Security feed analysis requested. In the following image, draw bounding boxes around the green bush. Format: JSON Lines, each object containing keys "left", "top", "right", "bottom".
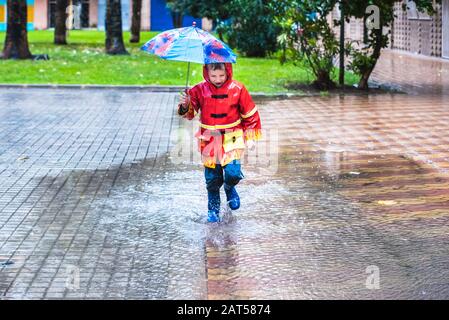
{"left": 220, "top": 0, "right": 280, "bottom": 57}
{"left": 273, "top": 0, "right": 339, "bottom": 90}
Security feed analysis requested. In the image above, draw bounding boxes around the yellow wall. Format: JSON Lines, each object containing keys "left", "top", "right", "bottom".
{"left": 27, "top": 6, "right": 34, "bottom": 23}
{"left": 0, "top": 3, "right": 34, "bottom": 26}
{"left": 0, "top": 4, "right": 34, "bottom": 23}
{"left": 0, "top": 6, "right": 5, "bottom": 23}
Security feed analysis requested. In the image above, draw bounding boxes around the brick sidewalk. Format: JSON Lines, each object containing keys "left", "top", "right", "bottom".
{"left": 1, "top": 52, "right": 449, "bottom": 299}
{"left": 0, "top": 89, "right": 208, "bottom": 299}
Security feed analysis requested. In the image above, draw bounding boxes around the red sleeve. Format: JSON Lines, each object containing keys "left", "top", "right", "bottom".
{"left": 238, "top": 84, "right": 262, "bottom": 141}
{"left": 178, "top": 85, "right": 201, "bottom": 120}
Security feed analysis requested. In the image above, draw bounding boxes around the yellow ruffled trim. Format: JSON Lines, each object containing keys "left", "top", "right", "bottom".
{"left": 221, "top": 149, "right": 244, "bottom": 167}
{"left": 202, "top": 149, "right": 244, "bottom": 169}
{"left": 244, "top": 129, "right": 262, "bottom": 141}
{"left": 203, "top": 156, "right": 216, "bottom": 169}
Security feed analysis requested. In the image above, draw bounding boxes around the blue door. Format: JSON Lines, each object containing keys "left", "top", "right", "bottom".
{"left": 121, "top": 0, "right": 130, "bottom": 30}
{"left": 150, "top": 0, "right": 202, "bottom": 31}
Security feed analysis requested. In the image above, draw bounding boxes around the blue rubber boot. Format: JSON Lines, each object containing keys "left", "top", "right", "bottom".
{"left": 207, "top": 191, "right": 221, "bottom": 223}
{"left": 224, "top": 184, "right": 240, "bottom": 210}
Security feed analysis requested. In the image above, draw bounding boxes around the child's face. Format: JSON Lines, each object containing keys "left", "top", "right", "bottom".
{"left": 208, "top": 68, "right": 227, "bottom": 88}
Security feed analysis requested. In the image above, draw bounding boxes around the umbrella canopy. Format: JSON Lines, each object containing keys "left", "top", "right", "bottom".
{"left": 140, "top": 25, "right": 237, "bottom": 64}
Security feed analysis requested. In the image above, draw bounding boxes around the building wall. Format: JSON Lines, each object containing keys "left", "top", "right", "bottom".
{"left": 90, "top": 0, "right": 98, "bottom": 28}
{"left": 121, "top": 0, "right": 130, "bottom": 30}
{"left": 97, "top": 0, "right": 131, "bottom": 31}
{"left": 126, "top": 0, "right": 151, "bottom": 31}
{"left": 141, "top": 0, "right": 150, "bottom": 30}
{"left": 0, "top": 0, "right": 210, "bottom": 33}
{"left": 34, "top": 0, "right": 48, "bottom": 30}
{"left": 336, "top": 1, "right": 445, "bottom": 59}
{"left": 443, "top": 0, "right": 449, "bottom": 58}
{"left": 27, "top": 0, "right": 35, "bottom": 30}
{"left": 330, "top": 6, "right": 366, "bottom": 49}
{"left": 0, "top": 0, "right": 5, "bottom": 32}
{"left": 392, "top": 2, "right": 442, "bottom": 57}
{"left": 0, "top": 0, "right": 35, "bottom": 31}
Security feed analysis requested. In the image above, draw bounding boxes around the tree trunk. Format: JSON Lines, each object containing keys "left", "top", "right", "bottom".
{"left": 105, "top": 0, "right": 129, "bottom": 55}
{"left": 313, "top": 70, "right": 336, "bottom": 91}
{"left": 171, "top": 12, "right": 183, "bottom": 28}
{"left": 130, "top": 0, "right": 142, "bottom": 43}
{"left": 358, "top": 23, "right": 383, "bottom": 90}
{"left": 54, "top": 0, "right": 69, "bottom": 45}
{"left": 2, "top": 0, "right": 33, "bottom": 59}
{"left": 177, "top": 14, "right": 183, "bottom": 28}
{"left": 339, "top": 1, "right": 345, "bottom": 87}
{"left": 358, "top": 71, "right": 372, "bottom": 90}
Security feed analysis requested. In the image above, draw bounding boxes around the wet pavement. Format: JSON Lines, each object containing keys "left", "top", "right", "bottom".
{"left": 372, "top": 50, "right": 449, "bottom": 96}
{"left": 1, "top": 51, "right": 449, "bottom": 299}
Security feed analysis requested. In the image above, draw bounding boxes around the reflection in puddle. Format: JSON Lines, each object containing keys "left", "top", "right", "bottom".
{"left": 8, "top": 146, "right": 447, "bottom": 299}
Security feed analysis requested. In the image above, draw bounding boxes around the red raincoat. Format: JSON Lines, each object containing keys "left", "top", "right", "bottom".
{"left": 178, "top": 63, "right": 262, "bottom": 168}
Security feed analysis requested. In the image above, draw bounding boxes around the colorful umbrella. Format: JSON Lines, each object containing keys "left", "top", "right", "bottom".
{"left": 141, "top": 22, "right": 237, "bottom": 88}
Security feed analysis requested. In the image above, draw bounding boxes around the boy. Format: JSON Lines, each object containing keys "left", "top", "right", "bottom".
{"left": 178, "top": 63, "right": 262, "bottom": 223}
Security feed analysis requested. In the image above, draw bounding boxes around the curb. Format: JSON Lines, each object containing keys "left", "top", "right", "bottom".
{"left": 0, "top": 84, "right": 186, "bottom": 92}
{"left": 0, "top": 83, "right": 307, "bottom": 98}
{"left": 0, "top": 83, "right": 403, "bottom": 98}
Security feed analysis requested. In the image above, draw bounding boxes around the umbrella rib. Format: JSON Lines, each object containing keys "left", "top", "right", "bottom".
{"left": 193, "top": 27, "right": 206, "bottom": 63}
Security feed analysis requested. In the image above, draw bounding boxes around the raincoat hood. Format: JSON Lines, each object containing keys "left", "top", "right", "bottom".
{"left": 202, "top": 63, "right": 233, "bottom": 88}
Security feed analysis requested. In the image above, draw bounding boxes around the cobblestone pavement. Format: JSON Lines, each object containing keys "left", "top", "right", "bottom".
{"left": 1, "top": 51, "right": 449, "bottom": 299}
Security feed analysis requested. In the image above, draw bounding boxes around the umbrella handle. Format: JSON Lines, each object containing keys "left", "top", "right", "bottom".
{"left": 184, "top": 22, "right": 196, "bottom": 90}
{"left": 185, "top": 61, "right": 191, "bottom": 90}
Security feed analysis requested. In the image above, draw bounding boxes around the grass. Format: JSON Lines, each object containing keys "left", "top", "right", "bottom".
{"left": 0, "top": 30, "right": 359, "bottom": 93}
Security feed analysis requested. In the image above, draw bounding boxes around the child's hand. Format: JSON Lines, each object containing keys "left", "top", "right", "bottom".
{"left": 179, "top": 90, "right": 190, "bottom": 107}
{"left": 246, "top": 139, "right": 256, "bottom": 151}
